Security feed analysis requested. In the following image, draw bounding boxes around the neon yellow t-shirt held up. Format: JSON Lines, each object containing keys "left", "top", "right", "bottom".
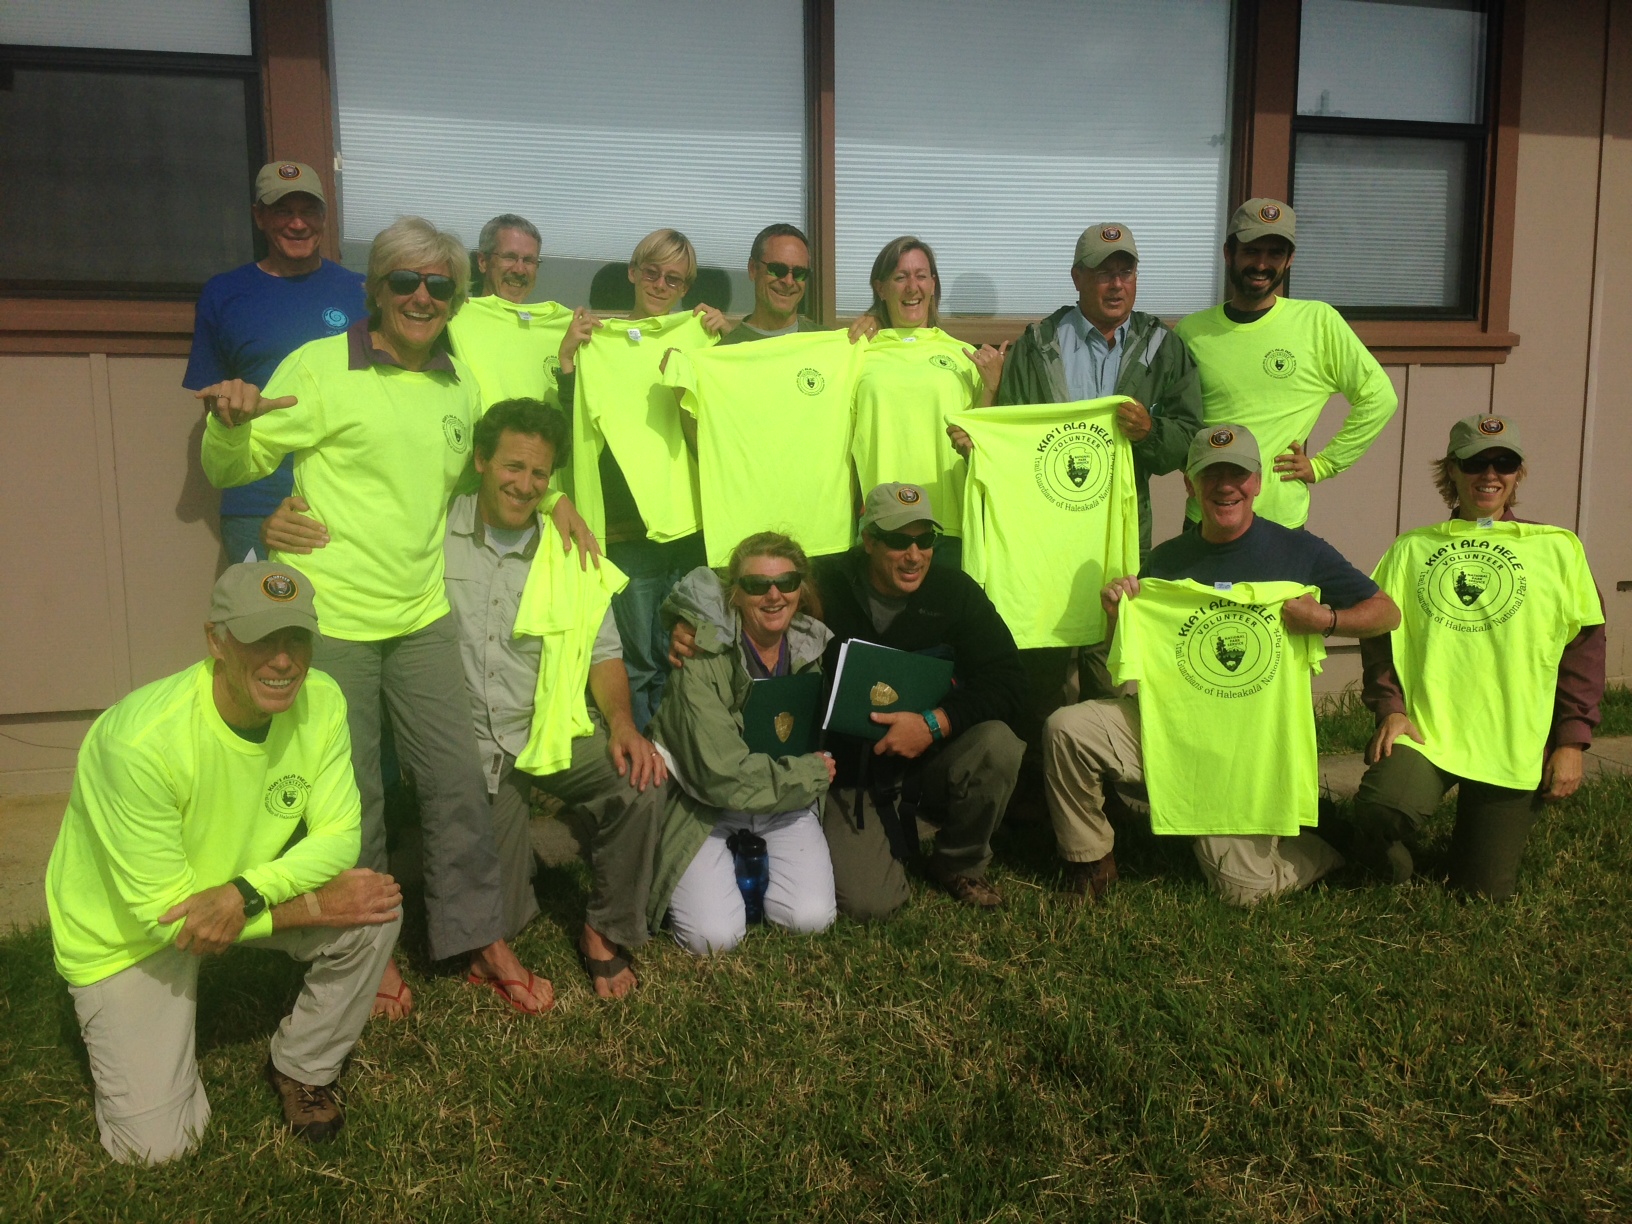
{"left": 446, "top": 294, "right": 572, "bottom": 410}
{"left": 667, "top": 330, "right": 867, "bottom": 565}
{"left": 949, "top": 397, "right": 1139, "bottom": 649}
{"left": 1110, "top": 578, "right": 1326, "bottom": 837}
{"left": 1370, "top": 519, "right": 1602, "bottom": 790}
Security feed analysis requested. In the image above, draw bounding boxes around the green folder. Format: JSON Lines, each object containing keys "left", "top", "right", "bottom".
{"left": 821, "top": 640, "right": 955, "bottom": 741}
{"left": 741, "top": 672, "right": 825, "bottom": 758}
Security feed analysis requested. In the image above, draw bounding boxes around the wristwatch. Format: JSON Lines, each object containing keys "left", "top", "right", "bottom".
{"left": 229, "top": 876, "right": 267, "bottom": 918}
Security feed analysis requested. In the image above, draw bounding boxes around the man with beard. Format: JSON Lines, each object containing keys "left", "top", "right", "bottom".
{"left": 1174, "top": 199, "right": 1396, "bottom": 532}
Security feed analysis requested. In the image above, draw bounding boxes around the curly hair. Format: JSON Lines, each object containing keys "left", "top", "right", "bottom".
{"left": 474, "top": 398, "right": 570, "bottom": 468}
{"left": 1432, "top": 455, "right": 1524, "bottom": 514}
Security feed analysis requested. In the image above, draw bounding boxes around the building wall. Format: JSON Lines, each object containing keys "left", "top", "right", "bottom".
{"left": 1, "top": 0, "right": 1626, "bottom": 790}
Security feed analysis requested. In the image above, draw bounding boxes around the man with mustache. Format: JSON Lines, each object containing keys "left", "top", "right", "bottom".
{"left": 1174, "top": 198, "right": 1397, "bottom": 533}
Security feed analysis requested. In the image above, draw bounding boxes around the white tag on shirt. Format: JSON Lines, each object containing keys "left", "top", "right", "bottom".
{"left": 518, "top": 311, "right": 532, "bottom": 323}
{"left": 626, "top": 327, "right": 643, "bottom": 343}
{"left": 901, "top": 335, "right": 916, "bottom": 343}
{"left": 1214, "top": 581, "right": 1233, "bottom": 591}
{"left": 1477, "top": 517, "right": 1494, "bottom": 528}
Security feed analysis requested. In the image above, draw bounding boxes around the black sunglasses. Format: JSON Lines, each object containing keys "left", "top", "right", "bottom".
{"left": 735, "top": 571, "right": 804, "bottom": 596}
{"left": 385, "top": 269, "right": 458, "bottom": 300}
{"left": 759, "top": 261, "right": 810, "bottom": 283}
{"left": 870, "top": 527, "right": 940, "bottom": 552}
{"left": 1456, "top": 453, "right": 1522, "bottom": 475}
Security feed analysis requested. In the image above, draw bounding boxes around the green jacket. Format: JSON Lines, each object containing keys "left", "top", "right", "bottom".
{"left": 645, "top": 571, "right": 832, "bottom": 928}
{"left": 998, "top": 307, "right": 1202, "bottom": 557}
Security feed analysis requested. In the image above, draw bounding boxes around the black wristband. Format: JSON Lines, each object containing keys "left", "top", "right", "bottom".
{"left": 1323, "top": 605, "right": 1340, "bottom": 636}
{"left": 229, "top": 876, "right": 267, "bottom": 918}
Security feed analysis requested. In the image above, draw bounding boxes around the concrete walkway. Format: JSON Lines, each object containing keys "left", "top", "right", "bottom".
{"left": 6, "top": 738, "right": 1631, "bottom": 932}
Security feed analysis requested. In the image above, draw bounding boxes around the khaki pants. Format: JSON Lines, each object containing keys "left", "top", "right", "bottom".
{"left": 67, "top": 917, "right": 399, "bottom": 1165}
{"left": 1043, "top": 697, "right": 1342, "bottom": 905}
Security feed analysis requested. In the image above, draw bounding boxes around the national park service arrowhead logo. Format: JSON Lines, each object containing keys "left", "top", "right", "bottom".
{"left": 774, "top": 712, "right": 795, "bottom": 743}
{"left": 261, "top": 572, "right": 298, "bottom": 602}
{"left": 795, "top": 367, "right": 825, "bottom": 396}
{"left": 543, "top": 355, "right": 562, "bottom": 377}
{"left": 1176, "top": 601, "right": 1283, "bottom": 697}
{"left": 1262, "top": 349, "right": 1297, "bottom": 379}
{"left": 1416, "top": 534, "right": 1527, "bottom": 631}
{"left": 870, "top": 681, "right": 899, "bottom": 707}
{"left": 442, "top": 414, "right": 470, "bottom": 453}
{"left": 264, "top": 773, "right": 311, "bottom": 819}
{"left": 1478, "top": 417, "right": 1505, "bottom": 436}
{"left": 1259, "top": 204, "right": 1281, "bottom": 222}
{"left": 1034, "top": 418, "right": 1115, "bottom": 512}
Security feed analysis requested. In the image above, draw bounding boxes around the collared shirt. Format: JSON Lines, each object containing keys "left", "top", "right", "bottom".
{"left": 1056, "top": 307, "right": 1129, "bottom": 401}
{"left": 345, "top": 319, "right": 459, "bottom": 374}
{"left": 443, "top": 493, "right": 619, "bottom": 787}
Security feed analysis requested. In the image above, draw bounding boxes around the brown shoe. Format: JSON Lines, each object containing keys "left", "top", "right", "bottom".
{"left": 265, "top": 1060, "right": 345, "bottom": 1142}
{"left": 940, "top": 872, "right": 1003, "bottom": 909}
{"left": 1063, "top": 852, "right": 1118, "bottom": 902}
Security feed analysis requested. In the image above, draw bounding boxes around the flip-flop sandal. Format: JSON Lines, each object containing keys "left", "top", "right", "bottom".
{"left": 465, "top": 967, "right": 551, "bottom": 1015}
{"left": 578, "top": 946, "right": 638, "bottom": 997}
{"left": 372, "top": 980, "right": 412, "bottom": 1019}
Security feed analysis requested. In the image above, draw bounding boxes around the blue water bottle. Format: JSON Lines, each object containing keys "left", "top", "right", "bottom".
{"left": 727, "top": 830, "right": 769, "bottom": 924}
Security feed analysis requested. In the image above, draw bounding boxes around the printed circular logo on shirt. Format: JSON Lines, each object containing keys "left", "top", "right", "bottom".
{"left": 1415, "top": 536, "right": 1527, "bottom": 631}
{"left": 261, "top": 573, "right": 298, "bottom": 602}
{"left": 1263, "top": 349, "right": 1297, "bottom": 379}
{"left": 929, "top": 354, "right": 959, "bottom": 372}
{"left": 1034, "top": 419, "right": 1115, "bottom": 512}
{"left": 543, "top": 355, "right": 562, "bottom": 377}
{"left": 795, "top": 367, "right": 826, "bottom": 396}
{"left": 442, "top": 415, "right": 470, "bottom": 454}
{"left": 1175, "top": 602, "right": 1283, "bottom": 698}
{"left": 277, "top": 163, "right": 301, "bottom": 180}
{"left": 264, "top": 773, "right": 311, "bottom": 819}
{"left": 322, "top": 308, "right": 349, "bottom": 330}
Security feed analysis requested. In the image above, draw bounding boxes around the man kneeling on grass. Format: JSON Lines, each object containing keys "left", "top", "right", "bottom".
{"left": 46, "top": 563, "right": 402, "bottom": 1163}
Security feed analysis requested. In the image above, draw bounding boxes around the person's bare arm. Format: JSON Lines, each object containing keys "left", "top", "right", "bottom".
{"left": 1281, "top": 590, "right": 1399, "bottom": 639}
{"left": 589, "top": 659, "right": 668, "bottom": 790}
{"left": 158, "top": 884, "right": 248, "bottom": 955}
{"left": 260, "top": 495, "right": 329, "bottom": 554}
{"left": 547, "top": 495, "right": 601, "bottom": 570}
{"left": 271, "top": 868, "right": 402, "bottom": 930}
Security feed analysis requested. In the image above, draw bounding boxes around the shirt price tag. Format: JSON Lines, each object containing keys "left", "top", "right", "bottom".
{"left": 626, "top": 327, "right": 643, "bottom": 344}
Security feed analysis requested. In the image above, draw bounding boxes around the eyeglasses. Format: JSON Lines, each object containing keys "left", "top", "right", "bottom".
{"left": 735, "top": 572, "right": 804, "bottom": 596}
{"left": 493, "top": 252, "right": 541, "bottom": 269}
{"left": 385, "top": 269, "right": 457, "bottom": 300}
{"left": 758, "top": 261, "right": 810, "bottom": 283}
{"left": 869, "top": 527, "right": 940, "bottom": 552}
{"left": 1456, "top": 453, "right": 1522, "bottom": 475}
{"left": 639, "top": 265, "right": 690, "bottom": 291}
{"left": 1091, "top": 266, "right": 1138, "bottom": 285}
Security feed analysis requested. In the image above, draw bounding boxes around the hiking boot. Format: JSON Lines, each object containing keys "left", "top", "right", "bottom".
{"left": 1062, "top": 852, "right": 1118, "bottom": 902}
{"left": 939, "top": 872, "right": 1003, "bottom": 909}
{"left": 265, "top": 1059, "right": 345, "bottom": 1142}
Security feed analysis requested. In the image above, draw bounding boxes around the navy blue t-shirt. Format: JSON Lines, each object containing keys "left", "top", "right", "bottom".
{"left": 184, "top": 259, "right": 366, "bottom": 516}
{"left": 1140, "top": 516, "right": 1378, "bottom": 609}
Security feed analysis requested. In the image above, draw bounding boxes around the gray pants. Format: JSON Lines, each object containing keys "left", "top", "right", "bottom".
{"left": 822, "top": 720, "right": 1025, "bottom": 922}
{"left": 313, "top": 615, "right": 504, "bottom": 960}
{"left": 490, "top": 717, "right": 663, "bottom": 950}
{"left": 68, "top": 917, "right": 399, "bottom": 1165}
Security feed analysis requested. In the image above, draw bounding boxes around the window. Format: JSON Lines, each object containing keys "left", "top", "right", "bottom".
{"left": 1290, "top": 0, "right": 1490, "bottom": 317}
{"left": 832, "top": 0, "right": 1234, "bottom": 318}
{"left": 0, "top": 1, "right": 261, "bottom": 296}
{"left": 328, "top": 0, "right": 807, "bottom": 314}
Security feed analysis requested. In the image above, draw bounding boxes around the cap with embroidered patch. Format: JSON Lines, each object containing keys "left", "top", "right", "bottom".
{"left": 1074, "top": 223, "right": 1139, "bottom": 269}
{"left": 209, "top": 562, "right": 319, "bottom": 643}
{"left": 860, "top": 483, "right": 943, "bottom": 534}
{"left": 1227, "top": 198, "right": 1296, "bottom": 246}
{"left": 254, "top": 161, "right": 326, "bottom": 208}
{"left": 1447, "top": 413, "right": 1524, "bottom": 460}
{"left": 1186, "top": 424, "right": 1262, "bottom": 479}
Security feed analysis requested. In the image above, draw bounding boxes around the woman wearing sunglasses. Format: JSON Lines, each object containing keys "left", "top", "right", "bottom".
{"left": 1350, "top": 414, "right": 1605, "bottom": 899}
{"left": 851, "top": 236, "right": 1008, "bottom": 572}
{"left": 644, "top": 533, "right": 838, "bottom": 954}
{"left": 201, "top": 216, "right": 555, "bottom": 1017}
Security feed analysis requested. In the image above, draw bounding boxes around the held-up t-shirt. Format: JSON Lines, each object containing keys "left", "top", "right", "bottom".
{"left": 572, "top": 312, "right": 717, "bottom": 545}
{"left": 184, "top": 259, "right": 366, "bottom": 516}
{"left": 1110, "top": 578, "right": 1325, "bottom": 837}
{"left": 949, "top": 398, "right": 1140, "bottom": 648}
{"left": 1173, "top": 297, "right": 1397, "bottom": 529}
{"left": 1370, "top": 520, "right": 1603, "bottom": 790}
{"left": 666, "top": 331, "right": 867, "bottom": 565}
{"left": 45, "top": 661, "right": 360, "bottom": 987}
{"left": 852, "top": 328, "right": 985, "bottom": 536}
{"left": 446, "top": 295, "right": 572, "bottom": 411}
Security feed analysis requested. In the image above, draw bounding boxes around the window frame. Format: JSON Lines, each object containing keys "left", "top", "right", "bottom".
{"left": 0, "top": 0, "right": 1523, "bottom": 363}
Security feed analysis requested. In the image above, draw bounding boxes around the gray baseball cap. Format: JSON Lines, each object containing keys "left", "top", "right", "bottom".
{"left": 254, "top": 160, "right": 326, "bottom": 207}
{"left": 1227, "top": 197, "right": 1296, "bottom": 246}
{"left": 1074, "top": 223, "right": 1138, "bottom": 269}
{"left": 209, "top": 562, "right": 319, "bottom": 643}
{"left": 860, "top": 483, "right": 943, "bottom": 534}
{"left": 1186, "top": 424, "right": 1262, "bottom": 479}
{"left": 1447, "top": 413, "right": 1524, "bottom": 460}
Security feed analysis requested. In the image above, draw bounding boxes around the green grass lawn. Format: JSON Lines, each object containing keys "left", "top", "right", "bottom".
{"left": 5, "top": 773, "right": 1630, "bottom": 1222}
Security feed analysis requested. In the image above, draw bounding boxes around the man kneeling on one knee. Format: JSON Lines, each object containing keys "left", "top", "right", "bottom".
{"left": 1043, "top": 426, "right": 1400, "bottom": 905}
{"left": 46, "top": 563, "right": 402, "bottom": 1163}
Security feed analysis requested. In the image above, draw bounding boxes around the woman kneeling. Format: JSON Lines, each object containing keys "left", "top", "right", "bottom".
{"left": 647, "top": 533, "right": 838, "bottom": 954}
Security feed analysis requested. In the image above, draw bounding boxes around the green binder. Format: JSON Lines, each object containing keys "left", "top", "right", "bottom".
{"left": 741, "top": 672, "right": 825, "bottom": 758}
{"left": 821, "top": 640, "right": 955, "bottom": 741}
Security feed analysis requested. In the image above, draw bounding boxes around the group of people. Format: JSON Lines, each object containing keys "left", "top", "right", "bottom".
{"left": 44, "top": 160, "right": 1605, "bottom": 1165}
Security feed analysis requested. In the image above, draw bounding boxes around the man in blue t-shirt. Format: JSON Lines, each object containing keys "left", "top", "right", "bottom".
{"left": 183, "top": 161, "right": 366, "bottom": 563}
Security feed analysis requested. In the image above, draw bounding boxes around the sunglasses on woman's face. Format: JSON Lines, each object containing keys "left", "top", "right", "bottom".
{"left": 735, "top": 572, "right": 804, "bottom": 596}
{"left": 759, "top": 261, "right": 810, "bottom": 283}
{"left": 385, "top": 269, "right": 457, "bottom": 300}
{"left": 870, "top": 528, "right": 940, "bottom": 552}
{"left": 1457, "top": 453, "right": 1522, "bottom": 475}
